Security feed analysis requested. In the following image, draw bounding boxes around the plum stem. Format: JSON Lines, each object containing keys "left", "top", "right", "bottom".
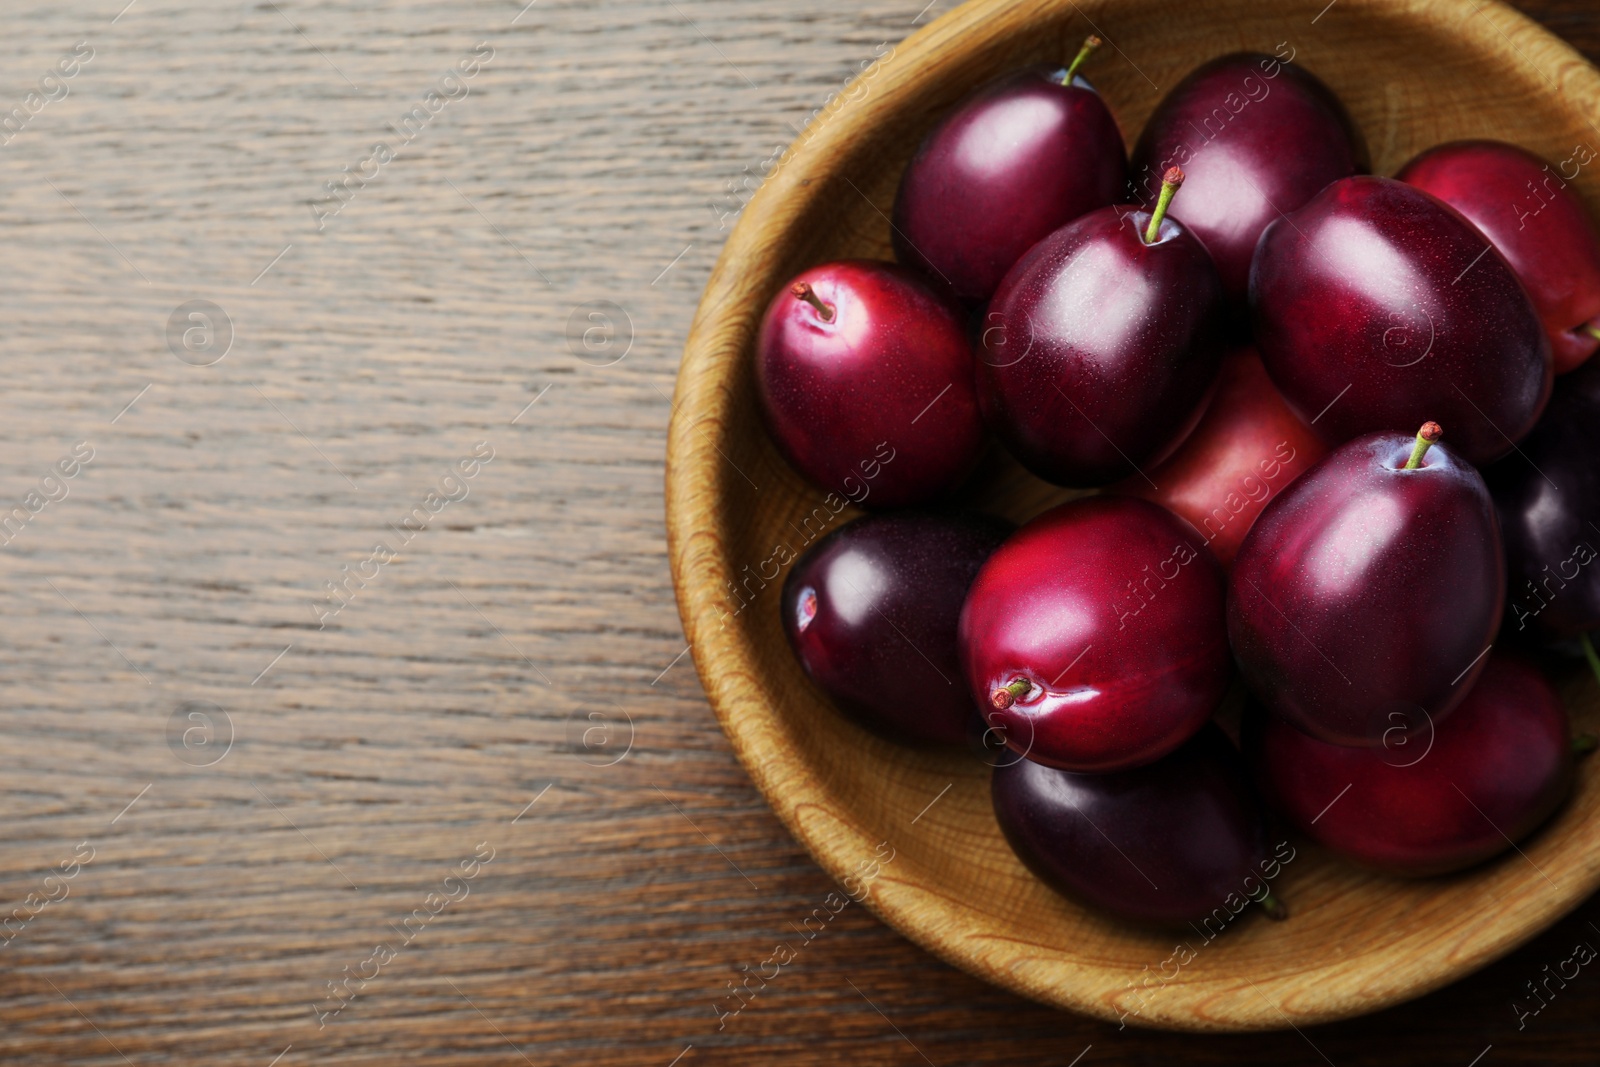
{"left": 1403, "top": 421, "right": 1443, "bottom": 470}
{"left": 1143, "top": 167, "right": 1184, "bottom": 244}
{"left": 1585, "top": 324, "right": 1600, "bottom": 342}
{"left": 1258, "top": 891, "right": 1289, "bottom": 921}
{"left": 1574, "top": 733, "right": 1599, "bottom": 758}
{"left": 791, "top": 281, "right": 835, "bottom": 322}
{"left": 1581, "top": 632, "right": 1600, "bottom": 687}
{"left": 990, "top": 677, "right": 1032, "bottom": 710}
{"left": 1062, "top": 35, "right": 1101, "bottom": 84}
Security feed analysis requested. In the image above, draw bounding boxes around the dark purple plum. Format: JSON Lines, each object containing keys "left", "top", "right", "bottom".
{"left": 1248, "top": 653, "right": 1574, "bottom": 877}
{"left": 893, "top": 38, "right": 1128, "bottom": 304}
{"left": 993, "top": 724, "right": 1285, "bottom": 926}
{"left": 1131, "top": 51, "right": 1366, "bottom": 308}
{"left": 756, "top": 260, "right": 986, "bottom": 508}
{"left": 781, "top": 511, "right": 1012, "bottom": 746}
{"left": 978, "top": 169, "right": 1226, "bottom": 486}
{"left": 1250, "top": 175, "right": 1551, "bottom": 465}
{"left": 1229, "top": 424, "right": 1504, "bottom": 747}
{"left": 1488, "top": 358, "right": 1600, "bottom": 639}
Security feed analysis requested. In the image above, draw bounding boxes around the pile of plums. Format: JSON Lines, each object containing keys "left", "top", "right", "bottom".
{"left": 755, "top": 39, "right": 1600, "bottom": 927}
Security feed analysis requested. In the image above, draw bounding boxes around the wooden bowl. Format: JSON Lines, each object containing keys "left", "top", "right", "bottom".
{"left": 665, "top": 0, "right": 1600, "bottom": 1032}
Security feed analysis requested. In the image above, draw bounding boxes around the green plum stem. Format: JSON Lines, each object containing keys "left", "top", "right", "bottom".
{"left": 1574, "top": 733, "right": 1599, "bottom": 758}
{"left": 1585, "top": 324, "right": 1600, "bottom": 342}
{"left": 1258, "top": 891, "right": 1289, "bottom": 921}
{"left": 1581, "top": 632, "right": 1600, "bottom": 687}
{"left": 1062, "top": 35, "right": 1101, "bottom": 84}
{"left": 1404, "top": 421, "right": 1443, "bottom": 470}
{"left": 990, "top": 677, "right": 1032, "bottom": 710}
{"left": 1143, "top": 168, "right": 1184, "bottom": 244}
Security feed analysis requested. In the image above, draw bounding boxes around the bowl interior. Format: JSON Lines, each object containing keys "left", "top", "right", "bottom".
{"left": 667, "top": 0, "right": 1600, "bottom": 1031}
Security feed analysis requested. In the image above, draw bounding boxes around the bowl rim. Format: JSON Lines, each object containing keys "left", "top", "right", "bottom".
{"left": 665, "top": 0, "right": 1600, "bottom": 1032}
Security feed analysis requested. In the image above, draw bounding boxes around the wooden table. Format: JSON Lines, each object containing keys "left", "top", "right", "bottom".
{"left": 0, "top": 1, "right": 1594, "bottom": 1063}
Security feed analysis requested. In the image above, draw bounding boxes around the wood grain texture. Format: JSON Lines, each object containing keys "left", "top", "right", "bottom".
{"left": 0, "top": 0, "right": 1589, "bottom": 1062}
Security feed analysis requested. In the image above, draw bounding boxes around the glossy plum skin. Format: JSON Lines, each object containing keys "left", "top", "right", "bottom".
{"left": 1131, "top": 52, "right": 1365, "bottom": 307}
{"left": 1116, "top": 347, "right": 1327, "bottom": 566}
{"left": 978, "top": 205, "right": 1225, "bottom": 487}
{"left": 1399, "top": 140, "right": 1600, "bottom": 374}
{"left": 892, "top": 65, "right": 1128, "bottom": 304}
{"left": 959, "top": 496, "right": 1231, "bottom": 772}
{"left": 1229, "top": 432, "right": 1504, "bottom": 747}
{"left": 1248, "top": 654, "right": 1572, "bottom": 877}
{"left": 1251, "top": 176, "right": 1552, "bottom": 466}
{"left": 993, "top": 724, "right": 1279, "bottom": 926}
{"left": 1487, "top": 358, "right": 1600, "bottom": 638}
{"left": 780, "top": 512, "right": 1012, "bottom": 747}
{"left": 756, "top": 260, "right": 986, "bottom": 508}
